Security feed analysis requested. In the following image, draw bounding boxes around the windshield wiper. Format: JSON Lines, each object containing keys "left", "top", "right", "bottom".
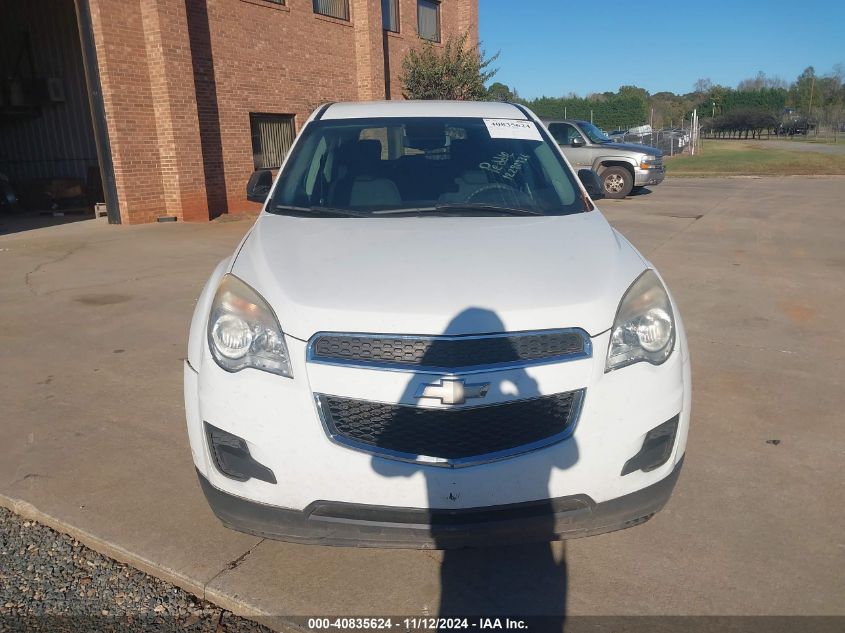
{"left": 434, "top": 203, "right": 544, "bottom": 216}
{"left": 271, "top": 205, "right": 368, "bottom": 218}
{"left": 372, "top": 203, "right": 543, "bottom": 217}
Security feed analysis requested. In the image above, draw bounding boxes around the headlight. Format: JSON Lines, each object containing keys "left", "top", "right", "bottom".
{"left": 207, "top": 274, "right": 292, "bottom": 377}
{"left": 606, "top": 270, "right": 675, "bottom": 372}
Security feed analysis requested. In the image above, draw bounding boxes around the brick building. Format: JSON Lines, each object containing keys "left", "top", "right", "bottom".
{"left": 0, "top": 0, "right": 478, "bottom": 224}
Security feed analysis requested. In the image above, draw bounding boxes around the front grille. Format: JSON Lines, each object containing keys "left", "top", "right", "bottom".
{"left": 317, "top": 390, "right": 583, "bottom": 465}
{"left": 310, "top": 330, "right": 588, "bottom": 371}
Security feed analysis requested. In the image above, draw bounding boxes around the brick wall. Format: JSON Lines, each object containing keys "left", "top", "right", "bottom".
{"left": 385, "top": 0, "right": 478, "bottom": 100}
{"left": 89, "top": 0, "right": 167, "bottom": 224}
{"left": 141, "top": 0, "right": 209, "bottom": 221}
{"left": 87, "top": 0, "right": 477, "bottom": 223}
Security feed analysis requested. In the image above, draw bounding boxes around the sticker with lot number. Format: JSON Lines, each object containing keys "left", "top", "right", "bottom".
{"left": 484, "top": 118, "right": 543, "bottom": 141}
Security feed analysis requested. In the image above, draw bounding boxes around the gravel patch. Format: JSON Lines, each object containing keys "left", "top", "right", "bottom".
{"left": 0, "top": 506, "right": 273, "bottom": 632}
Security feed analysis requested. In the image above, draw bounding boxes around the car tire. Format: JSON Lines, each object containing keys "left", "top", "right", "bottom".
{"left": 601, "top": 167, "right": 633, "bottom": 199}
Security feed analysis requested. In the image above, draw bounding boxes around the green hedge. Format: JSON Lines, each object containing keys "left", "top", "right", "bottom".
{"left": 524, "top": 94, "right": 648, "bottom": 130}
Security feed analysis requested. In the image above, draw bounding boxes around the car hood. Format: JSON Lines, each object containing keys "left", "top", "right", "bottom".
{"left": 599, "top": 142, "right": 662, "bottom": 157}
{"left": 231, "top": 212, "right": 647, "bottom": 341}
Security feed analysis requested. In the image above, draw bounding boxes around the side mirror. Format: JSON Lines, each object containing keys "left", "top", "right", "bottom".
{"left": 578, "top": 169, "right": 604, "bottom": 199}
{"left": 246, "top": 169, "right": 273, "bottom": 203}
{"left": 571, "top": 137, "right": 586, "bottom": 148}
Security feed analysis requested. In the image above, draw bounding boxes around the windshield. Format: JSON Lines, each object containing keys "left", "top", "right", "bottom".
{"left": 268, "top": 117, "right": 587, "bottom": 217}
{"left": 579, "top": 122, "right": 612, "bottom": 144}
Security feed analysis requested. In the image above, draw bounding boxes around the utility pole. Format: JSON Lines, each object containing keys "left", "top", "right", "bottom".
{"left": 808, "top": 75, "right": 815, "bottom": 118}
{"left": 590, "top": 109, "right": 593, "bottom": 124}
{"left": 690, "top": 109, "right": 698, "bottom": 156}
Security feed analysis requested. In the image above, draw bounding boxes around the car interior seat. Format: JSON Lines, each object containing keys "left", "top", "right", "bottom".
{"left": 438, "top": 139, "right": 490, "bottom": 203}
{"left": 329, "top": 139, "right": 401, "bottom": 208}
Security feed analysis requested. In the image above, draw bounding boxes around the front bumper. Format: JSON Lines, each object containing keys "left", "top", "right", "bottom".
{"left": 634, "top": 167, "right": 665, "bottom": 187}
{"left": 186, "top": 330, "right": 689, "bottom": 512}
{"left": 185, "top": 296, "right": 692, "bottom": 549}
{"left": 197, "top": 456, "right": 683, "bottom": 549}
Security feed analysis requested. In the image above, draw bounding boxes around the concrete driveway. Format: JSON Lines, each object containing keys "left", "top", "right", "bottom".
{"left": 1, "top": 177, "right": 843, "bottom": 627}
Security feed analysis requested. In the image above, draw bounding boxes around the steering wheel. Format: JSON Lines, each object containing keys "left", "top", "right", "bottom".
{"left": 464, "top": 183, "right": 515, "bottom": 204}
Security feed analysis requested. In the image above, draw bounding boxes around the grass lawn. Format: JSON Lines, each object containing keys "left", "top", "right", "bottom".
{"left": 666, "top": 140, "right": 845, "bottom": 176}
{"left": 801, "top": 137, "right": 845, "bottom": 144}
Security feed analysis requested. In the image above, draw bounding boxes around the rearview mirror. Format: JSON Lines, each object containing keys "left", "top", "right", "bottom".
{"left": 577, "top": 169, "right": 604, "bottom": 199}
{"left": 571, "top": 137, "right": 586, "bottom": 148}
{"left": 247, "top": 170, "right": 273, "bottom": 203}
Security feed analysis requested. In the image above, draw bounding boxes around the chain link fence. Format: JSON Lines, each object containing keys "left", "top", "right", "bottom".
{"left": 607, "top": 128, "right": 692, "bottom": 156}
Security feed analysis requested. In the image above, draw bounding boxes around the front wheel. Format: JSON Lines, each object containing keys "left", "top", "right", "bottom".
{"left": 601, "top": 167, "right": 633, "bottom": 199}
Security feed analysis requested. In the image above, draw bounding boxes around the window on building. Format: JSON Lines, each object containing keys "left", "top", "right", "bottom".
{"left": 417, "top": 0, "right": 440, "bottom": 42}
{"left": 312, "top": 0, "right": 350, "bottom": 21}
{"left": 251, "top": 114, "right": 296, "bottom": 170}
{"left": 382, "top": 0, "right": 399, "bottom": 32}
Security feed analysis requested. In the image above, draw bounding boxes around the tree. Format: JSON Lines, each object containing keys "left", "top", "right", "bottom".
{"left": 789, "top": 66, "right": 817, "bottom": 112}
{"left": 649, "top": 92, "right": 695, "bottom": 129}
{"left": 705, "top": 84, "right": 731, "bottom": 116}
{"left": 618, "top": 85, "right": 650, "bottom": 100}
{"left": 525, "top": 86, "right": 649, "bottom": 130}
{"left": 738, "top": 71, "right": 787, "bottom": 91}
{"left": 702, "top": 108, "right": 780, "bottom": 139}
{"left": 694, "top": 78, "right": 713, "bottom": 95}
{"left": 401, "top": 32, "right": 499, "bottom": 100}
{"left": 487, "top": 82, "right": 516, "bottom": 102}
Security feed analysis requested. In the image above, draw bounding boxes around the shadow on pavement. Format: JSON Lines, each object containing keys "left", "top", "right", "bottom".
{"left": 630, "top": 187, "right": 654, "bottom": 197}
{"left": 372, "top": 308, "right": 574, "bottom": 627}
{"left": 0, "top": 209, "right": 95, "bottom": 236}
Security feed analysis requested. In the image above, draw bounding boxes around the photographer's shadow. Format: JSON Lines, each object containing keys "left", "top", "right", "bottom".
{"left": 372, "top": 308, "right": 576, "bottom": 626}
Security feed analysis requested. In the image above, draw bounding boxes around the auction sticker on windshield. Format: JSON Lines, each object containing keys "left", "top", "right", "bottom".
{"left": 484, "top": 118, "right": 543, "bottom": 141}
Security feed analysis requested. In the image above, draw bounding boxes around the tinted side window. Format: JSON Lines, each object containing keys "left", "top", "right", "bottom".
{"left": 548, "top": 123, "right": 582, "bottom": 145}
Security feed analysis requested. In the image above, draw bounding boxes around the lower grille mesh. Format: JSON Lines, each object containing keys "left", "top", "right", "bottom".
{"left": 318, "top": 391, "right": 583, "bottom": 463}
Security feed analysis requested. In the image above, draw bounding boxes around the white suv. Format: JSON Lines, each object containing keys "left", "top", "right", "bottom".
{"left": 184, "top": 100, "right": 691, "bottom": 549}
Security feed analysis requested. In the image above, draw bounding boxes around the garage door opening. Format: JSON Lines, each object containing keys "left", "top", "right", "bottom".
{"left": 0, "top": 0, "right": 116, "bottom": 235}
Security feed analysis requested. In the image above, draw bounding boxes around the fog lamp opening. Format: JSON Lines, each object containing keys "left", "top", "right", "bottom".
{"left": 205, "top": 422, "right": 276, "bottom": 484}
{"left": 621, "top": 415, "right": 679, "bottom": 476}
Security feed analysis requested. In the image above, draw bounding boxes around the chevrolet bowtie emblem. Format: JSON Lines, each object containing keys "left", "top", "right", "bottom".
{"left": 414, "top": 378, "right": 491, "bottom": 405}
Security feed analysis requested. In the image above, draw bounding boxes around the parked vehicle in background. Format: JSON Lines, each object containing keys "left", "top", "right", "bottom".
{"left": 607, "top": 126, "right": 690, "bottom": 157}
{"left": 544, "top": 119, "right": 665, "bottom": 198}
{"left": 778, "top": 118, "right": 811, "bottom": 136}
{"left": 627, "top": 124, "right": 653, "bottom": 136}
{"left": 658, "top": 128, "right": 688, "bottom": 152}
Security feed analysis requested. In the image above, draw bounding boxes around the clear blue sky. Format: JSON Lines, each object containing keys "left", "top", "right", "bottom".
{"left": 479, "top": 0, "right": 845, "bottom": 99}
